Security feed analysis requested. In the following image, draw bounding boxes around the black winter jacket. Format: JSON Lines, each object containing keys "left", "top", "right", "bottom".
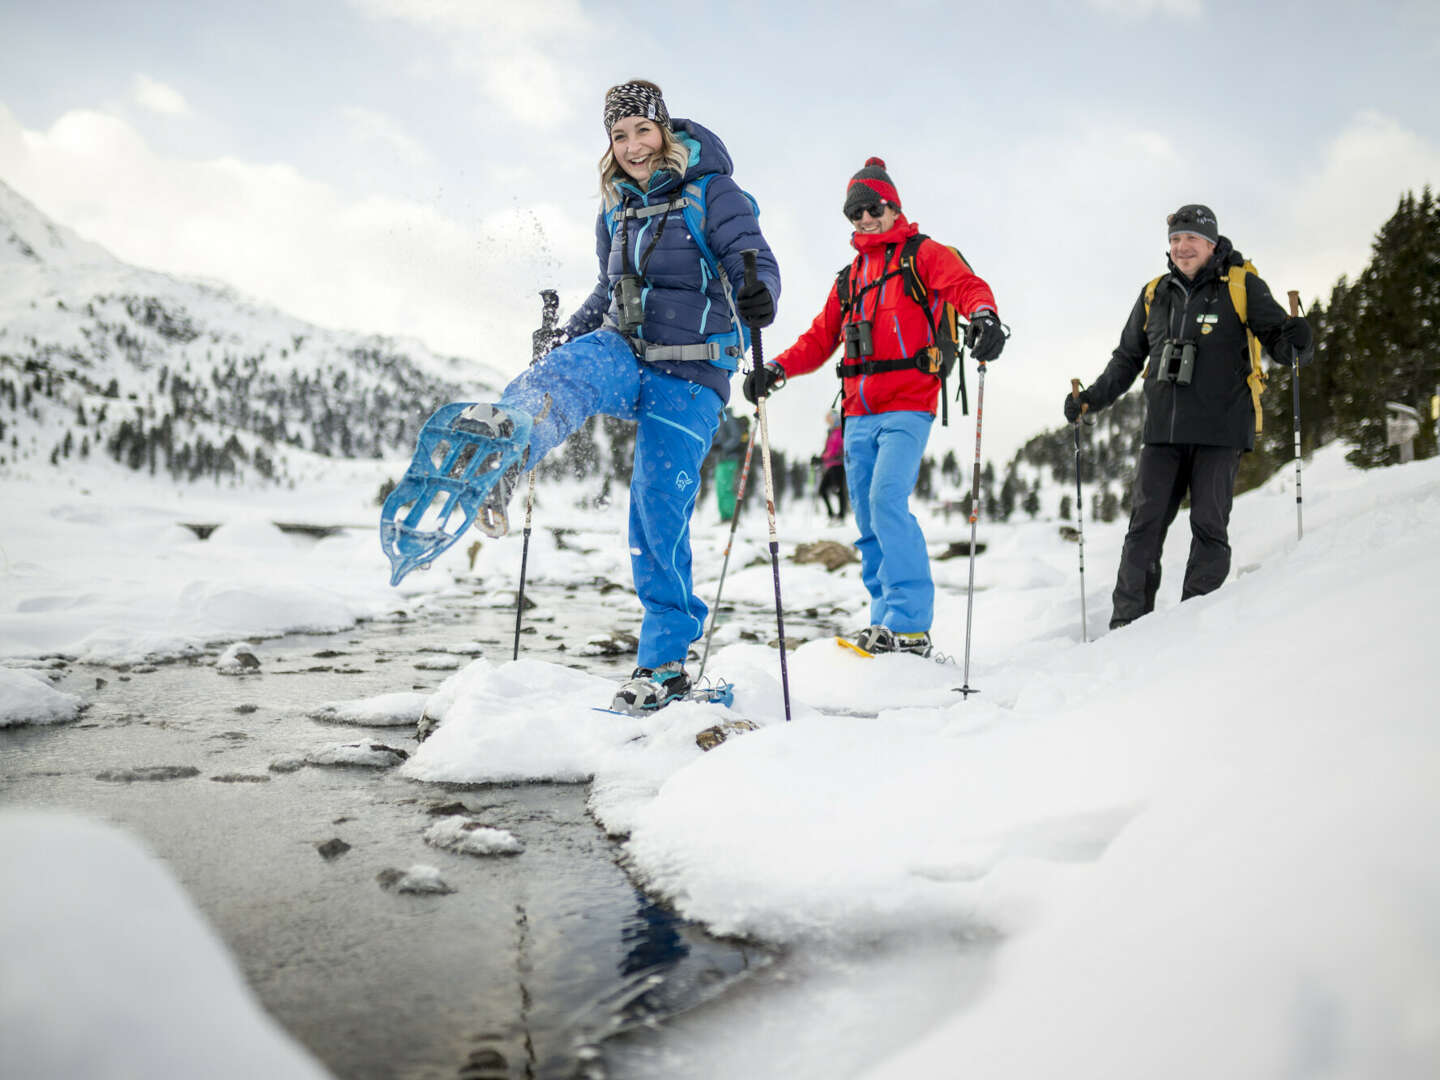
{"left": 1086, "top": 238, "right": 1288, "bottom": 450}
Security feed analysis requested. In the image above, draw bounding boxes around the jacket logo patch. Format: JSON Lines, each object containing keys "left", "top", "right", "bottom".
{"left": 674, "top": 470, "right": 695, "bottom": 492}
{"left": 1196, "top": 314, "right": 1219, "bottom": 325}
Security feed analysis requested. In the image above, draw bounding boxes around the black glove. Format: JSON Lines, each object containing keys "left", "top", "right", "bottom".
{"left": 742, "top": 363, "right": 785, "bottom": 405}
{"left": 533, "top": 325, "right": 570, "bottom": 361}
{"left": 1063, "top": 388, "right": 1091, "bottom": 424}
{"left": 735, "top": 281, "right": 775, "bottom": 329}
{"left": 1272, "top": 316, "right": 1313, "bottom": 367}
{"left": 967, "top": 312, "right": 1005, "bottom": 363}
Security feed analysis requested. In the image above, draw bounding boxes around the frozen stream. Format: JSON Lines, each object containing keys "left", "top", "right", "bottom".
{"left": 0, "top": 578, "right": 852, "bottom": 1080}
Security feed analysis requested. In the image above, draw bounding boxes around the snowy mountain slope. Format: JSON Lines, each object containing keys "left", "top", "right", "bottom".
{"left": 0, "top": 178, "right": 508, "bottom": 485}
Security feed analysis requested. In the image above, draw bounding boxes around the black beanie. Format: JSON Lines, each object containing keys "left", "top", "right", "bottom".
{"left": 843, "top": 157, "right": 901, "bottom": 219}
{"left": 1167, "top": 204, "right": 1218, "bottom": 245}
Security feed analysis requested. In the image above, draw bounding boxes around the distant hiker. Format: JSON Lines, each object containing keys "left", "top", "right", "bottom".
{"left": 745, "top": 157, "right": 1003, "bottom": 657}
{"left": 446, "top": 79, "right": 779, "bottom": 711}
{"left": 1064, "top": 204, "right": 1312, "bottom": 630}
{"left": 711, "top": 406, "right": 747, "bottom": 522}
{"left": 817, "top": 410, "right": 847, "bottom": 521}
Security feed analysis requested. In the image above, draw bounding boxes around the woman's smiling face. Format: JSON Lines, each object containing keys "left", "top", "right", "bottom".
{"left": 610, "top": 116, "right": 666, "bottom": 184}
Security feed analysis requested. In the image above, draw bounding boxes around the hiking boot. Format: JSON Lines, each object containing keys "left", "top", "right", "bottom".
{"left": 450, "top": 404, "right": 531, "bottom": 538}
{"left": 611, "top": 662, "right": 690, "bottom": 714}
{"left": 850, "top": 625, "right": 896, "bottom": 654}
{"left": 893, "top": 631, "right": 933, "bottom": 658}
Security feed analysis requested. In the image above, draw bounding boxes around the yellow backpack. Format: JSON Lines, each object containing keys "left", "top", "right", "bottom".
{"left": 1143, "top": 262, "right": 1266, "bottom": 434}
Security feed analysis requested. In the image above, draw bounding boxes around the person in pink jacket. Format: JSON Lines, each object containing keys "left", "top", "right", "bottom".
{"left": 818, "top": 411, "right": 847, "bottom": 520}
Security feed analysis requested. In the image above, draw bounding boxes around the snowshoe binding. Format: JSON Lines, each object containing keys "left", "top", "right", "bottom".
{"left": 379, "top": 402, "right": 533, "bottom": 586}
{"left": 611, "top": 662, "right": 691, "bottom": 715}
{"left": 837, "top": 626, "right": 934, "bottom": 659}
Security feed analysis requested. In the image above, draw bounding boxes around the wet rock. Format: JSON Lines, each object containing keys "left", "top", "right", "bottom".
{"left": 210, "top": 773, "right": 271, "bottom": 783}
{"left": 305, "top": 741, "right": 409, "bottom": 768}
{"left": 936, "top": 539, "right": 987, "bottom": 560}
{"left": 312, "top": 650, "right": 347, "bottom": 659}
{"left": 95, "top": 677, "right": 107, "bottom": 690}
{"left": 416, "top": 707, "right": 440, "bottom": 744}
{"left": 424, "top": 818, "right": 524, "bottom": 857}
{"left": 316, "top": 837, "right": 351, "bottom": 860}
{"left": 738, "top": 628, "right": 761, "bottom": 642}
{"left": 95, "top": 765, "right": 201, "bottom": 782}
{"left": 581, "top": 630, "right": 639, "bottom": 657}
{"left": 268, "top": 756, "right": 306, "bottom": 774}
{"left": 792, "top": 540, "right": 859, "bottom": 571}
{"left": 216, "top": 643, "right": 261, "bottom": 675}
{"left": 129, "top": 664, "right": 159, "bottom": 674}
{"left": 696, "top": 719, "right": 758, "bottom": 752}
{"left": 427, "top": 801, "right": 470, "bottom": 817}
{"left": 234, "top": 704, "right": 259, "bottom": 715}
{"left": 377, "top": 865, "right": 455, "bottom": 895}
{"left": 1058, "top": 525, "right": 1081, "bottom": 543}
{"left": 413, "top": 657, "right": 463, "bottom": 671}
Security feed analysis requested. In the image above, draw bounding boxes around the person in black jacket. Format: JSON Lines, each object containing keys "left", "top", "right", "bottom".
{"left": 1065, "top": 204, "right": 1312, "bottom": 629}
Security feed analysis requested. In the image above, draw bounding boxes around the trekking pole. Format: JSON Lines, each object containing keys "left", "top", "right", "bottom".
{"left": 741, "top": 248, "right": 792, "bottom": 723}
{"left": 1287, "top": 290, "right": 1304, "bottom": 542}
{"left": 695, "top": 421, "right": 758, "bottom": 686}
{"left": 513, "top": 289, "right": 559, "bottom": 660}
{"left": 1069, "top": 378, "right": 1091, "bottom": 644}
{"left": 955, "top": 355, "right": 988, "bottom": 699}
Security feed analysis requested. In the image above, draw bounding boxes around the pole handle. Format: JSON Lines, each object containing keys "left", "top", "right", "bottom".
{"left": 741, "top": 248, "right": 765, "bottom": 368}
{"left": 1287, "top": 290, "right": 1301, "bottom": 318}
{"left": 1069, "top": 377, "right": 1089, "bottom": 415}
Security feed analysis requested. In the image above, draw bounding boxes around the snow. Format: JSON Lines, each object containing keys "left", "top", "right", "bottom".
{"left": 0, "top": 810, "right": 331, "bottom": 1079}
{"left": 0, "top": 667, "right": 83, "bottom": 726}
{"left": 307, "top": 690, "right": 429, "bottom": 727}
{"left": 3, "top": 443, "right": 1439, "bottom": 1077}
{"left": 422, "top": 818, "right": 525, "bottom": 857}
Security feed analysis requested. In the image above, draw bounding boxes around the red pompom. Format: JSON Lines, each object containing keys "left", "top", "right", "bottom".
{"left": 865, "top": 156, "right": 887, "bottom": 169}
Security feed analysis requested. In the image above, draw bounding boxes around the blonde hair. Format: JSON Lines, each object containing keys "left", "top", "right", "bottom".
{"left": 598, "top": 80, "right": 690, "bottom": 208}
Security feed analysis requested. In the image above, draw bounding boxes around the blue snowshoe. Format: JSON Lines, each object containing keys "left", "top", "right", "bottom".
{"left": 380, "top": 402, "right": 532, "bottom": 586}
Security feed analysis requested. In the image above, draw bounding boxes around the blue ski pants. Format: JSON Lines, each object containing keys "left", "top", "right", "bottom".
{"left": 844, "top": 410, "right": 935, "bottom": 633}
{"left": 499, "top": 329, "right": 722, "bottom": 669}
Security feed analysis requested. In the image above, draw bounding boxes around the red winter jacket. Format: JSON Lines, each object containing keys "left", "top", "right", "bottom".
{"left": 773, "top": 216, "right": 997, "bottom": 417}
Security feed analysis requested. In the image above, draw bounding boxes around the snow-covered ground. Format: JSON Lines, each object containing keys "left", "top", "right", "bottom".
{"left": 3, "top": 444, "right": 1439, "bottom": 1078}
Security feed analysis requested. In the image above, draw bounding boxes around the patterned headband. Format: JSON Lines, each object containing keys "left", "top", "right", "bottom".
{"left": 603, "top": 82, "right": 670, "bottom": 134}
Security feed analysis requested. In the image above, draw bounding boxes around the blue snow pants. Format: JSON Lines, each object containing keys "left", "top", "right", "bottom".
{"left": 499, "top": 329, "right": 722, "bottom": 669}
{"left": 843, "top": 410, "right": 935, "bottom": 633}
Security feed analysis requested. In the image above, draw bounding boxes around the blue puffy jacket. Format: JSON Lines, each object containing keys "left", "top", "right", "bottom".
{"left": 562, "top": 118, "right": 781, "bottom": 402}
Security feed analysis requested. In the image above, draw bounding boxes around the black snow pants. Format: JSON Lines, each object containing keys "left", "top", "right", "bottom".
{"left": 819, "top": 464, "right": 848, "bottom": 519}
{"left": 1110, "top": 444, "right": 1242, "bottom": 628}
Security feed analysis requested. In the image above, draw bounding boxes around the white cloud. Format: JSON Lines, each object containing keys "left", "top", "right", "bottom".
{"left": 1085, "top": 0, "right": 1203, "bottom": 16}
{"left": 132, "top": 74, "right": 190, "bottom": 116}
{"left": 340, "top": 106, "right": 434, "bottom": 167}
{"left": 0, "top": 106, "right": 595, "bottom": 373}
{"left": 1271, "top": 110, "right": 1440, "bottom": 305}
{"left": 347, "top": 0, "right": 597, "bottom": 128}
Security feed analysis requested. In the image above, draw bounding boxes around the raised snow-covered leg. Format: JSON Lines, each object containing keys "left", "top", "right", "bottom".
{"left": 379, "top": 402, "right": 533, "bottom": 586}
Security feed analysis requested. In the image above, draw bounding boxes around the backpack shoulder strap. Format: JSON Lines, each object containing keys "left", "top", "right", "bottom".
{"left": 1222, "top": 260, "right": 1266, "bottom": 435}
{"left": 1142, "top": 275, "right": 1165, "bottom": 322}
{"left": 898, "top": 233, "right": 929, "bottom": 306}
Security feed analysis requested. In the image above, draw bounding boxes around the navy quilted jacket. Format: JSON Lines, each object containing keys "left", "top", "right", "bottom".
{"left": 563, "top": 118, "right": 780, "bottom": 401}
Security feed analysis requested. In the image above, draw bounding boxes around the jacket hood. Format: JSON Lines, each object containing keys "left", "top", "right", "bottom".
{"left": 851, "top": 214, "right": 919, "bottom": 253}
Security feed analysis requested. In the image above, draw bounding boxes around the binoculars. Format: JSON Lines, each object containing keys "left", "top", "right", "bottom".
{"left": 842, "top": 320, "right": 874, "bottom": 359}
{"left": 616, "top": 274, "right": 645, "bottom": 335}
{"left": 1157, "top": 339, "right": 1196, "bottom": 385}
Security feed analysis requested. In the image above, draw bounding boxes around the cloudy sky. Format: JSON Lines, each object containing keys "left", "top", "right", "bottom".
{"left": 3, "top": 0, "right": 1438, "bottom": 465}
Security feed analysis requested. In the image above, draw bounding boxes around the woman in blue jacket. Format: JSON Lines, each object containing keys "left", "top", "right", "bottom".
{"left": 471, "top": 79, "right": 779, "bottom": 713}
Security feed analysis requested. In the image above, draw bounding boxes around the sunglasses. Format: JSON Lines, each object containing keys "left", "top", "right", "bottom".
{"left": 1167, "top": 209, "right": 1214, "bottom": 227}
{"left": 847, "top": 202, "right": 889, "bottom": 223}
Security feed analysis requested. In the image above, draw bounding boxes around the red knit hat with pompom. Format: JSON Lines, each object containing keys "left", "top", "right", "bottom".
{"left": 843, "top": 156, "right": 900, "bottom": 218}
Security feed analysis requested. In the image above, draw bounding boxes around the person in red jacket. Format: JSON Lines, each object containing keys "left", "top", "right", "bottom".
{"left": 745, "top": 157, "right": 1004, "bottom": 656}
